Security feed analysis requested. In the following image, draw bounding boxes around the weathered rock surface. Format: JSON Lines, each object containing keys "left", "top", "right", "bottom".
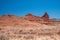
{"left": 0, "top": 13, "right": 60, "bottom": 40}
{"left": 0, "top": 12, "right": 53, "bottom": 26}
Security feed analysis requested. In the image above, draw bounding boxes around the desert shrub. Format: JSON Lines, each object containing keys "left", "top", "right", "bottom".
{"left": 19, "top": 30, "right": 23, "bottom": 34}
{"left": 19, "top": 30, "right": 23, "bottom": 32}
{"left": 57, "top": 31, "right": 60, "bottom": 35}
{"left": 24, "top": 36, "right": 33, "bottom": 40}
{"left": 0, "top": 35, "right": 9, "bottom": 40}
{"left": 0, "top": 32, "right": 9, "bottom": 40}
{"left": 0, "top": 28, "right": 1, "bottom": 30}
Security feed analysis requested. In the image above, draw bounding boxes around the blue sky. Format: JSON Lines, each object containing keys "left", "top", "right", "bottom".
{"left": 0, "top": 0, "right": 60, "bottom": 18}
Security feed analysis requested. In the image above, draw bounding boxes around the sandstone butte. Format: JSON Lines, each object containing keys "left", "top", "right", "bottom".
{"left": 0, "top": 12, "right": 53, "bottom": 26}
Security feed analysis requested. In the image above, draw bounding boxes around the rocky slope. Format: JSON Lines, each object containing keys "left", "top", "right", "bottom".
{"left": 0, "top": 12, "right": 60, "bottom": 40}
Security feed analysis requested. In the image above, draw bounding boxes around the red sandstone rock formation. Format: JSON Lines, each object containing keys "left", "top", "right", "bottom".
{"left": 41, "top": 12, "right": 52, "bottom": 25}
{"left": 24, "top": 12, "right": 53, "bottom": 25}
{"left": 0, "top": 13, "right": 53, "bottom": 26}
{"left": 24, "top": 13, "right": 41, "bottom": 22}
{"left": 42, "top": 12, "right": 49, "bottom": 19}
{"left": 25, "top": 13, "right": 33, "bottom": 16}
